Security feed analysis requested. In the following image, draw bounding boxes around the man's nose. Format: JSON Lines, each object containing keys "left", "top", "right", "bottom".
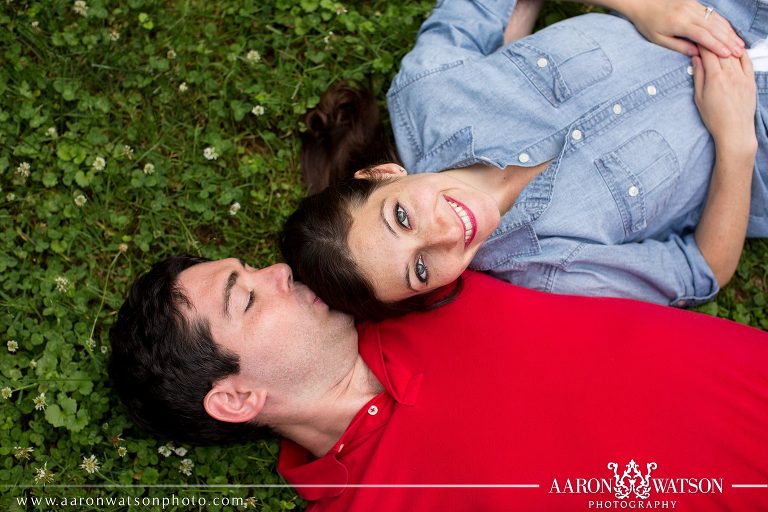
{"left": 256, "top": 263, "right": 293, "bottom": 293}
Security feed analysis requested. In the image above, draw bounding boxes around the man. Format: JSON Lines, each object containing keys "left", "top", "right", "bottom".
{"left": 110, "top": 256, "right": 768, "bottom": 511}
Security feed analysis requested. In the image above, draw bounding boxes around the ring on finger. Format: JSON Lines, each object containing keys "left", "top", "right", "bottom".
{"left": 704, "top": 6, "right": 714, "bottom": 21}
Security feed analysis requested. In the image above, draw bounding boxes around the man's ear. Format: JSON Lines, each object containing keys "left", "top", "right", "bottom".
{"left": 353, "top": 163, "right": 407, "bottom": 180}
{"left": 203, "top": 377, "right": 266, "bottom": 424}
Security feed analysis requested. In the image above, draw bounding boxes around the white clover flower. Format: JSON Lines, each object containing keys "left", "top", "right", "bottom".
{"left": 6, "top": 193, "right": 16, "bottom": 202}
{"left": 251, "top": 105, "right": 265, "bottom": 116}
{"left": 335, "top": 4, "right": 348, "bottom": 15}
{"left": 74, "top": 194, "right": 87, "bottom": 207}
{"left": 80, "top": 455, "right": 100, "bottom": 474}
{"left": 122, "top": 145, "right": 134, "bottom": 160}
{"left": 46, "top": 127, "right": 58, "bottom": 137}
{"left": 244, "top": 497, "right": 258, "bottom": 509}
{"left": 54, "top": 276, "right": 70, "bottom": 293}
{"left": 158, "top": 445, "right": 172, "bottom": 457}
{"left": 117, "top": 446, "right": 127, "bottom": 457}
{"left": 30, "top": 360, "right": 37, "bottom": 369}
{"left": 16, "top": 162, "right": 31, "bottom": 178}
{"left": 178, "top": 82, "right": 188, "bottom": 93}
{"left": 203, "top": 147, "right": 219, "bottom": 160}
{"left": 84, "top": 338, "right": 96, "bottom": 350}
{"left": 31, "top": 20, "right": 39, "bottom": 29}
{"left": 173, "top": 447, "right": 187, "bottom": 456}
{"left": 7, "top": 339, "right": 18, "bottom": 352}
{"left": 167, "top": 49, "right": 176, "bottom": 60}
{"left": 34, "top": 462, "right": 55, "bottom": 484}
{"left": 143, "top": 163, "right": 155, "bottom": 175}
{"left": 323, "top": 31, "right": 334, "bottom": 45}
{"left": 110, "top": 29, "right": 120, "bottom": 41}
{"left": 14, "top": 446, "right": 33, "bottom": 460}
{"left": 73, "top": 0, "right": 88, "bottom": 17}
{"left": 2, "top": 387, "right": 12, "bottom": 400}
{"left": 92, "top": 156, "right": 106, "bottom": 171}
{"left": 34, "top": 392, "right": 47, "bottom": 411}
{"left": 118, "top": 243, "right": 128, "bottom": 253}
{"left": 178, "top": 458, "right": 194, "bottom": 476}
{"left": 228, "top": 202, "right": 241, "bottom": 216}
{"left": 100, "top": 345, "right": 108, "bottom": 354}
{"left": 245, "top": 50, "right": 261, "bottom": 64}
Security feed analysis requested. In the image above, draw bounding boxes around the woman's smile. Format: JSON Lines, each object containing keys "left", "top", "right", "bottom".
{"left": 445, "top": 196, "right": 477, "bottom": 247}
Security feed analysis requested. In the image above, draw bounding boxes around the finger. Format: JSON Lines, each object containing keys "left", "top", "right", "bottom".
{"left": 740, "top": 51, "right": 755, "bottom": 77}
{"left": 698, "top": 44, "right": 721, "bottom": 73}
{"left": 692, "top": 55, "right": 704, "bottom": 104}
{"left": 707, "top": 10, "right": 746, "bottom": 54}
{"left": 657, "top": 35, "right": 698, "bottom": 57}
{"left": 697, "top": 11, "right": 745, "bottom": 57}
{"left": 688, "top": 25, "right": 731, "bottom": 57}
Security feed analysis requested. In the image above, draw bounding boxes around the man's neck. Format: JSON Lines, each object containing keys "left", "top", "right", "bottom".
{"left": 276, "top": 354, "right": 384, "bottom": 458}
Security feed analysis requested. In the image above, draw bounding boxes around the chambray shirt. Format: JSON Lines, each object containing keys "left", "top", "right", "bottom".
{"left": 387, "top": 0, "right": 768, "bottom": 307}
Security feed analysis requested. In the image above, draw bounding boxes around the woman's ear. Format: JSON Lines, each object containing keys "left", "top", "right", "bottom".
{"left": 353, "top": 163, "right": 406, "bottom": 180}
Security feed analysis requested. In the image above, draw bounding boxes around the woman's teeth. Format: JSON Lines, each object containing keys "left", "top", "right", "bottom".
{"left": 447, "top": 199, "right": 474, "bottom": 245}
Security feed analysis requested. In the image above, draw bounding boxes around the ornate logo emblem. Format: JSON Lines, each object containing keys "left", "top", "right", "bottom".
{"left": 607, "top": 459, "right": 658, "bottom": 499}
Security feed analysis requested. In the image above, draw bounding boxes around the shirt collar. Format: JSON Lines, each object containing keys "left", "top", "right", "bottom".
{"left": 277, "top": 323, "right": 423, "bottom": 500}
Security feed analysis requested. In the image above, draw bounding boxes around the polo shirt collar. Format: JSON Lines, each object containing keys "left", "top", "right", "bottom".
{"left": 277, "top": 323, "right": 422, "bottom": 500}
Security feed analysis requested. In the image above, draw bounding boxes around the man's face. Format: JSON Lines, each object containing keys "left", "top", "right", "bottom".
{"left": 176, "top": 259, "right": 356, "bottom": 397}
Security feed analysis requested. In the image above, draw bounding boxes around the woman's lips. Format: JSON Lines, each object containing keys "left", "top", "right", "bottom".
{"left": 445, "top": 196, "right": 477, "bottom": 248}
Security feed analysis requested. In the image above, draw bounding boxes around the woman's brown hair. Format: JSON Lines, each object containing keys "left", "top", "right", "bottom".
{"left": 281, "top": 82, "right": 462, "bottom": 322}
{"left": 300, "top": 82, "right": 399, "bottom": 192}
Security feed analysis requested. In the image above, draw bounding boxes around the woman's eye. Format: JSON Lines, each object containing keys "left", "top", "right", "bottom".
{"left": 415, "top": 255, "right": 428, "bottom": 284}
{"left": 395, "top": 203, "right": 411, "bottom": 229}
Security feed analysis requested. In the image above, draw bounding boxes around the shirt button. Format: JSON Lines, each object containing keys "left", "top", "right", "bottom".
{"left": 612, "top": 103, "right": 622, "bottom": 115}
{"left": 571, "top": 129, "right": 583, "bottom": 141}
{"left": 627, "top": 185, "right": 639, "bottom": 197}
{"left": 686, "top": 65, "right": 694, "bottom": 76}
{"left": 646, "top": 84, "right": 657, "bottom": 96}
{"left": 536, "top": 57, "right": 548, "bottom": 68}
{"left": 367, "top": 405, "right": 378, "bottom": 416}
{"left": 518, "top": 152, "right": 530, "bottom": 163}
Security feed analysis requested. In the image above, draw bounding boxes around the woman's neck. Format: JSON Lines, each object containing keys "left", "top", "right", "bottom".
{"left": 443, "top": 161, "right": 550, "bottom": 216}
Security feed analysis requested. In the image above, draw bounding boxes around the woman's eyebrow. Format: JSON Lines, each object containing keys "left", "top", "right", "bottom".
{"left": 380, "top": 199, "right": 398, "bottom": 238}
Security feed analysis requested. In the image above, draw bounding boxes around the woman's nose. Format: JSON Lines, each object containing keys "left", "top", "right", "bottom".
{"left": 422, "top": 202, "right": 463, "bottom": 249}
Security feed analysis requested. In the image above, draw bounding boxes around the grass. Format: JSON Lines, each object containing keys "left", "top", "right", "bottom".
{"left": 0, "top": 1, "right": 765, "bottom": 511}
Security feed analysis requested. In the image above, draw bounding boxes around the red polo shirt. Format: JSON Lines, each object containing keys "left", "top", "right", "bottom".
{"left": 278, "top": 271, "right": 768, "bottom": 511}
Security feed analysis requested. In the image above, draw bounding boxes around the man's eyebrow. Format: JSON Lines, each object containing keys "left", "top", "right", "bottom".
{"left": 223, "top": 270, "right": 238, "bottom": 320}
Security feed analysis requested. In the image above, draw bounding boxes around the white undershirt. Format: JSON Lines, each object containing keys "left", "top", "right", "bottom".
{"left": 748, "top": 37, "right": 768, "bottom": 71}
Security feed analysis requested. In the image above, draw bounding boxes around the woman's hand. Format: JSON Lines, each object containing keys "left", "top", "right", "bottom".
{"left": 691, "top": 46, "right": 756, "bottom": 288}
{"left": 692, "top": 46, "right": 757, "bottom": 156}
{"left": 598, "top": 0, "right": 744, "bottom": 58}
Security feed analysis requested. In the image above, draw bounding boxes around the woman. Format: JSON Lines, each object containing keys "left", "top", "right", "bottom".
{"left": 281, "top": 0, "right": 767, "bottom": 321}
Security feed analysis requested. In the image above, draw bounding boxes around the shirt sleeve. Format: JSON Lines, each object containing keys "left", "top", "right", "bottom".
{"left": 543, "top": 233, "right": 720, "bottom": 307}
{"left": 396, "top": 0, "right": 518, "bottom": 76}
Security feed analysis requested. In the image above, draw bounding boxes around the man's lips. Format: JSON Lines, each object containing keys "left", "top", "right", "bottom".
{"left": 445, "top": 196, "right": 477, "bottom": 247}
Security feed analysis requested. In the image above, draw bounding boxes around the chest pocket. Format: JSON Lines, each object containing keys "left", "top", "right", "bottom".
{"left": 594, "top": 130, "right": 681, "bottom": 240}
{"left": 504, "top": 24, "right": 612, "bottom": 107}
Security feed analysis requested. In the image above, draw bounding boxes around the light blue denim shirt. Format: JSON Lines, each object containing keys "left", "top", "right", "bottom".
{"left": 387, "top": 0, "right": 768, "bottom": 307}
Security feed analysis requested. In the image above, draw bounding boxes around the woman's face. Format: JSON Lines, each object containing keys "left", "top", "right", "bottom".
{"left": 347, "top": 171, "right": 500, "bottom": 302}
